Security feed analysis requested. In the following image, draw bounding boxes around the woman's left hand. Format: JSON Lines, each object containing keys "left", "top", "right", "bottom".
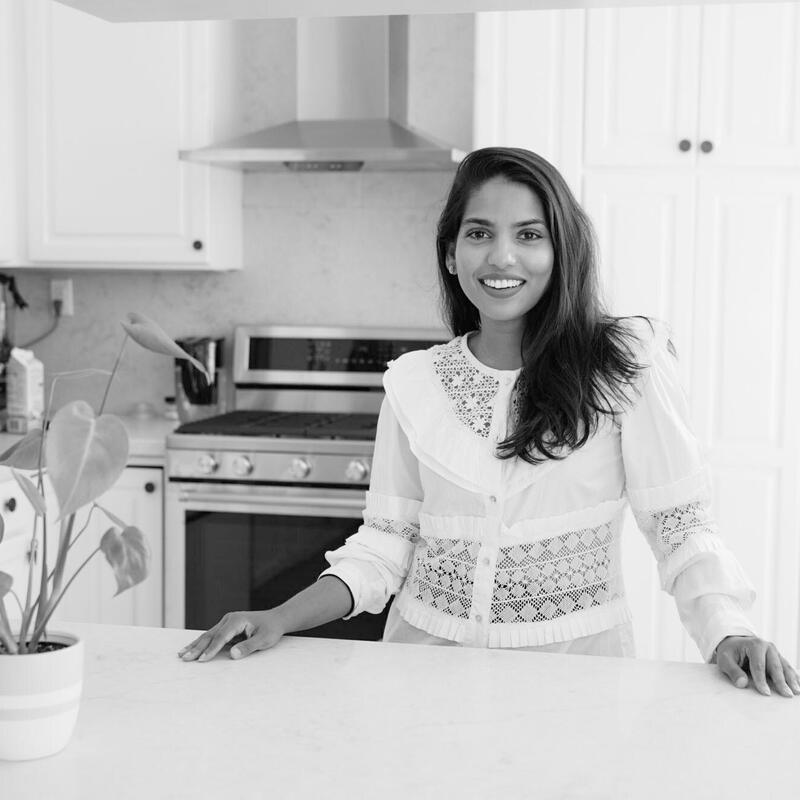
{"left": 715, "top": 635, "right": 800, "bottom": 697}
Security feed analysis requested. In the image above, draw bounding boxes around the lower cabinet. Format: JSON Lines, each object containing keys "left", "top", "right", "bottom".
{"left": 47, "top": 466, "right": 164, "bottom": 628}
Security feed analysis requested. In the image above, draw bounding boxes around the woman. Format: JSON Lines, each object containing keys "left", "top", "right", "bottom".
{"left": 179, "top": 147, "right": 799, "bottom": 698}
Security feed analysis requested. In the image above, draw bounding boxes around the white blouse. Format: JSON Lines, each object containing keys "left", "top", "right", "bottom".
{"left": 320, "top": 318, "right": 757, "bottom": 662}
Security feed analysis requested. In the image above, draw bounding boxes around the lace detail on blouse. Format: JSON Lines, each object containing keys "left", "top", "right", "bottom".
{"left": 408, "top": 537, "right": 480, "bottom": 619}
{"left": 491, "top": 523, "right": 622, "bottom": 625}
{"left": 432, "top": 339, "right": 499, "bottom": 438}
{"left": 363, "top": 515, "right": 420, "bottom": 543}
{"left": 632, "top": 501, "right": 718, "bottom": 561}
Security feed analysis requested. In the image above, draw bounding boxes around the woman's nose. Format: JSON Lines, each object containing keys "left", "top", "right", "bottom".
{"left": 487, "top": 238, "right": 517, "bottom": 268}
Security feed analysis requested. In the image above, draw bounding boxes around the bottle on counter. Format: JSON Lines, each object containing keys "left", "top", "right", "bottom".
{"left": 5, "top": 347, "right": 45, "bottom": 434}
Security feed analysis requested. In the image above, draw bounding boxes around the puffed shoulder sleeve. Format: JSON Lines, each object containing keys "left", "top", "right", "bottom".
{"left": 620, "top": 320, "right": 757, "bottom": 662}
{"left": 318, "top": 397, "right": 422, "bottom": 618}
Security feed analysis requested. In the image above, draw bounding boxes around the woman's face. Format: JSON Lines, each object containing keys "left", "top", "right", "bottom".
{"left": 448, "top": 176, "right": 555, "bottom": 329}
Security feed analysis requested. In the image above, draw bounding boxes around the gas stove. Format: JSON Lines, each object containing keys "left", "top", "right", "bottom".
{"left": 166, "top": 325, "right": 446, "bottom": 486}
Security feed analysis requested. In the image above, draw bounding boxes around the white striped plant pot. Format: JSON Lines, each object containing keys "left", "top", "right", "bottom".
{"left": 0, "top": 631, "right": 84, "bottom": 760}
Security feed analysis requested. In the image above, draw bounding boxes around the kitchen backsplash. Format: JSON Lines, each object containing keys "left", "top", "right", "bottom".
{"left": 4, "top": 15, "right": 473, "bottom": 418}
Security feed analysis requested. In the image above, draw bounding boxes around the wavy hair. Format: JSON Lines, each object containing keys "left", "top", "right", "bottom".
{"left": 436, "top": 147, "right": 652, "bottom": 464}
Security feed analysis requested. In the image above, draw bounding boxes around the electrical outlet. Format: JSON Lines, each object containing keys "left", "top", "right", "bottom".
{"left": 50, "top": 279, "right": 74, "bottom": 316}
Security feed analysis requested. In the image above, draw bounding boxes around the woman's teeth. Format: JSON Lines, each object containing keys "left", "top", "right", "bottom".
{"left": 481, "top": 278, "right": 524, "bottom": 289}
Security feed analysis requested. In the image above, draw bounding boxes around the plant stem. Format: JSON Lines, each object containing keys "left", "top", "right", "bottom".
{"left": 98, "top": 333, "right": 128, "bottom": 416}
{"left": 9, "top": 589, "right": 23, "bottom": 618}
{"left": 29, "top": 546, "right": 100, "bottom": 647}
{"left": 48, "top": 514, "right": 76, "bottom": 612}
{"left": 33, "top": 504, "right": 50, "bottom": 633}
{"left": 16, "top": 517, "right": 40, "bottom": 652}
{"left": 0, "top": 601, "right": 18, "bottom": 654}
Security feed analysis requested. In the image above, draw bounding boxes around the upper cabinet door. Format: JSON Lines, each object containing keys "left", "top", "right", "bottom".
{"left": 583, "top": 6, "right": 701, "bottom": 168}
{"left": 697, "top": 3, "right": 800, "bottom": 168}
{"left": 24, "top": 0, "right": 241, "bottom": 269}
{"left": 0, "top": 0, "right": 18, "bottom": 263}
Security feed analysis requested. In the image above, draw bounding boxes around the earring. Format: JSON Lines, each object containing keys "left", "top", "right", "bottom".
{"left": 448, "top": 263, "right": 456, "bottom": 275}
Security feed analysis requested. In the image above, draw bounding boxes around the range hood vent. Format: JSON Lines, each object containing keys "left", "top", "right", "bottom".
{"left": 180, "top": 17, "right": 465, "bottom": 172}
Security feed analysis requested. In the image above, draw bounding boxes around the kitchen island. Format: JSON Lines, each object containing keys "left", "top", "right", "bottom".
{"left": 2, "top": 622, "right": 797, "bottom": 798}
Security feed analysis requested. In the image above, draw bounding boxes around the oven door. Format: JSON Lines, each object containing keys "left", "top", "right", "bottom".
{"left": 165, "top": 481, "right": 391, "bottom": 640}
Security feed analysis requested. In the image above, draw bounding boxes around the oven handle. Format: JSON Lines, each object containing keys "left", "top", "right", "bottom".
{"left": 174, "top": 486, "right": 365, "bottom": 513}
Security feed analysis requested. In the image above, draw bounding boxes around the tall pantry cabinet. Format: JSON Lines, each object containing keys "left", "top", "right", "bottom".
{"left": 475, "top": 3, "right": 800, "bottom": 665}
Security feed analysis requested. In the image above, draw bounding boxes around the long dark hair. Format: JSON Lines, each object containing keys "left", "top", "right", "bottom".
{"left": 436, "top": 147, "right": 651, "bottom": 464}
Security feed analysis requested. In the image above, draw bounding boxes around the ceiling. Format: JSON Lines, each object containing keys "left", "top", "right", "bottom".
{"left": 53, "top": 0, "right": 775, "bottom": 23}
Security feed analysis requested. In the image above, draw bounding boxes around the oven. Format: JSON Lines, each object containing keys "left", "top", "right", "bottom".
{"left": 164, "top": 326, "right": 446, "bottom": 639}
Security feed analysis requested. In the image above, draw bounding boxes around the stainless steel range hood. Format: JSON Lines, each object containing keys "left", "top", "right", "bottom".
{"left": 180, "top": 17, "right": 465, "bottom": 172}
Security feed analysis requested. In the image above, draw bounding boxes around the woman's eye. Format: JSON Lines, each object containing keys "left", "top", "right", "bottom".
{"left": 466, "top": 229, "right": 490, "bottom": 241}
{"left": 519, "top": 230, "right": 543, "bottom": 241}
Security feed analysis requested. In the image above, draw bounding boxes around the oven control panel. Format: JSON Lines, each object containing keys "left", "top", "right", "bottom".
{"left": 167, "top": 450, "right": 372, "bottom": 486}
{"left": 234, "top": 325, "right": 448, "bottom": 387}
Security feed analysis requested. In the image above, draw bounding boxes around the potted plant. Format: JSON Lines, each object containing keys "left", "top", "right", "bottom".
{"left": 0, "top": 313, "right": 209, "bottom": 761}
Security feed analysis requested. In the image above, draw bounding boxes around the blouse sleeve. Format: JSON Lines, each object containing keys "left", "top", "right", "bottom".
{"left": 317, "top": 397, "right": 422, "bottom": 618}
{"left": 620, "top": 321, "right": 758, "bottom": 662}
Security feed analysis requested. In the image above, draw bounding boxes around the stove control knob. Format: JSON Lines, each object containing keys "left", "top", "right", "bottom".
{"left": 345, "top": 459, "right": 370, "bottom": 483}
{"left": 232, "top": 455, "right": 254, "bottom": 477}
{"left": 197, "top": 453, "right": 219, "bottom": 475}
{"left": 290, "top": 457, "right": 312, "bottom": 480}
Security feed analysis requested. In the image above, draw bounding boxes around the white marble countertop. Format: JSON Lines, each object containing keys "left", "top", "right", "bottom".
{"left": 2, "top": 623, "right": 798, "bottom": 798}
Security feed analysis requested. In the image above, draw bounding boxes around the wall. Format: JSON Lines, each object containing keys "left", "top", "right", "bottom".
{"left": 4, "top": 15, "right": 473, "bottom": 416}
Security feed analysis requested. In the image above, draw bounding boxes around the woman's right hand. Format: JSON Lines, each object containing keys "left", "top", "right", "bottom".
{"left": 177, "top": 609, "right": 285, "bottom": 662}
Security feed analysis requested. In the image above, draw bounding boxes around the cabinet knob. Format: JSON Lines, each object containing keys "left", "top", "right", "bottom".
{"left": 192, "top": 240, "right": 204, "bottom": 251}
{"left": 4, "top": 497, "right": 16, "bottom": 512}
{"left": 700, "top": 140, "right": 714, "bottom": 153}
{"left": 144, "top": 482, "right": 156, "bottom": 494}
{"left": 678, "top": 139, "right": 692, "bottom": 152}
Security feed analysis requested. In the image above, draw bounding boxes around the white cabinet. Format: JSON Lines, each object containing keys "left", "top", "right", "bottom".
{"left": 17, "top": 0, "right": 241, "bottom": 270}
{"left": 473, "top": 9, "right": 585, "bottom": 197}
{"left": 584, "top": 4, "right": 800, "bottom": 168}
{"left": 584, "top": 6, "right": 701, "bottom": 168}
{"left": 581, "top": 6, "right": 800, "bottom": 664}
{"left": 476, "top": 3, "right": 800, "bottom": 665}
{"left": 48, "top": 466, "right": 164, "bottom": 627}
{"left": 0, "top": 0, "right": 20, "bottom": 264}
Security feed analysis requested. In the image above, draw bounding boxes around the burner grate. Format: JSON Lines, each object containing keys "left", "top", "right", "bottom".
{"left": 174, "top": 410, "right": 379, "bottom": 440}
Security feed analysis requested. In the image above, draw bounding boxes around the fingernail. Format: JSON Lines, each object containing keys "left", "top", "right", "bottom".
{"left": 230, "top": 647, "right": 240, "bottom": 659}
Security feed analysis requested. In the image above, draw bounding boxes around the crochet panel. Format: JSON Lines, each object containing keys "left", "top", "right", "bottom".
{"left": 432, "top": 340, "right": 499, "bottom": 438}
{"left": 491, "top": 523, "right": 623, "bottom": 625}
{"left": 408, "top": 537, "right": 480, "bottom": 619}
{"left": 632, "top": 501, "right": 719, "bottom": 561}
{"left": 363, "top": 515, "right": 420, "bottom": 543}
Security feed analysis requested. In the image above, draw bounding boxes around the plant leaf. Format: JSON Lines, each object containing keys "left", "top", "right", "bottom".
{"left": 45, "top": 400, "right": 129, "bottom": 518}
{"left": 11, "top": 469, "right": 47, "bottom": 516}
{"left": 95, "top": 502, "right": 127, "bottom": 529}
{"left": 50, "top": 368, "right": 112, "bottom": 380}
{"left": 0, "top": 570, "right": 11, "bottom": 597}
{"left": 0, "top": 428, "right": 44, "bottom": 470}
{"left": 99, "top": 526, "right": 148, "bottom": 596}
{"left": 121, "top": 312, "right": 211, "bottom": 383}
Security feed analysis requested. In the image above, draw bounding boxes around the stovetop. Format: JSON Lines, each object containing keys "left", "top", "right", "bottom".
{"left": 173, "top": 410, "right": 379, "bottom": 441}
